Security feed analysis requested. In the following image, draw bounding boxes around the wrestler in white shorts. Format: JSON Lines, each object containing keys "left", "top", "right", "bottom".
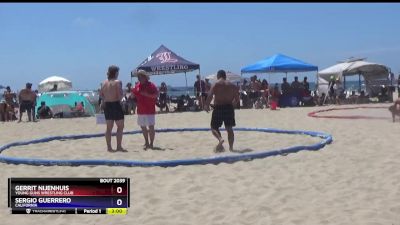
{"left": 137, "top": 114, "right": 155, "bottom": 126}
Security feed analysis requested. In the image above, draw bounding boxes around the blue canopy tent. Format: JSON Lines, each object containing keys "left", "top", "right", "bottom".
{"left": 241, "top": 53, "right": 318, "bottom": 76}
{"left": 241, "top": 54, "right": 318, "bottom": 107}
{"left": 132, "top": 45, "right": 200, "bottom": 91}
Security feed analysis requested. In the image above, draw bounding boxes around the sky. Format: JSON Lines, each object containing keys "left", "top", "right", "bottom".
{"left": 1, "top": 3, "right": 400, "bottom": 91}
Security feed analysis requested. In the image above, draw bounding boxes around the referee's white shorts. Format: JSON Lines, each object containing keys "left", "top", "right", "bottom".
{"left": 137, "top": 114, "right": 155, "bottom": 127}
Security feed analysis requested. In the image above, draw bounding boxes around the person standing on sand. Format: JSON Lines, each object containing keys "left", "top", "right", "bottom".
{"left": 132, "top": 70, "right": 159, "bottom": 150}
{"left": 204, "top": 70, "right": 240, "bottom": 152}
{"left": 194, "top": 75, "right": 207, "bottom": 110}
{"left": 100, "top": 65, "right": 126, "bottom": 152}
{"left": 3, "top": 86, "right": 17, "bottom": 121}
{"left": 18, "top": 83, "right": 36, "bottom": 123}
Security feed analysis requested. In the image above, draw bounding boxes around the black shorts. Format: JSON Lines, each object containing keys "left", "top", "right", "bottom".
{"left": 159, "top": 93, "right": 167, "bottom": 101}
{"left": 104, "top": 101, "right": 124, "bottom": 121}
{"left": 196, "top": 92, "right": 208, "bottom": 98}
{"left": 249, "top": 91, "right": 260, "bottom": 99}
{"left": 211, "top": 104, "right": 236, "bottom": 129}
{"left": 20, "top": 100, "right": 33, "bottom": 113}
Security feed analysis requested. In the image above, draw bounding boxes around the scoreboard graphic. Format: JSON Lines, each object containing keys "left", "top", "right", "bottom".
{"left": 8, "top": 178, "right": 130, "bottom": 215}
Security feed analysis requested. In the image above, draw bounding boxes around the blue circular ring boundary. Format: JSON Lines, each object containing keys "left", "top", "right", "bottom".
{"left": 0, "top": 128, "right": 333, "bottom": 167}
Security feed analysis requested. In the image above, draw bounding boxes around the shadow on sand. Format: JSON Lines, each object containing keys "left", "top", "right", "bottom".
{"left": 230, "top": 148, "right": 254, "bottom": 154}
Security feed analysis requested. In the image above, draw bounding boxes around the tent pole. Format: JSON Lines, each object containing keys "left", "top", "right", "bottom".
{"left": 316, "top": 70, "right": 319, "bottom": 93}
{"left": 343, "top": 75, "right": 346, "bottom": 91}
{"left": 358, "top": 74, "right": 361, "bottom": 93}
{"left": 185, "top": 72, "right": 188, "bottom": 94}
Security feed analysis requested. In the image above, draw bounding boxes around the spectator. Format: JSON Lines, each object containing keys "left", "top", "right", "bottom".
{"left": 50, "top": 84, "right": 58, "bottom": 92}
{"left": 37, "top": 101, "right": 53, "bottom": 119}
{"left": 132, "top": 70, "right": 159, "bottom": 150}
{"left": 328, "top": 76, "right": 336, "bottom": 104}
{"left": 72, "top": 101, "right": 85, "bottom": 117}
{"left": 249, "top": 75, "right": 262, "bottom": 107}
{"left": 158, "top": 82, "right": 169, "bottom": 112}
{"left": 303, "top": 76, "right": 310, "bottom": 95}
{"left": 3, "top": 86, "right": 17, "bottom": 121}
{"left": 281, "top": 77, "right": 291, "bottom": 97}
{"left": 291, "top": 76, "right": 302, "bottom": 105}
{"left": 397, "top": 74, "right": 400, "bottom": 97}
{"left": 205, "top": 78, "right": 212, "bottom": 94}
{"left": 261, "top": 79, "right": 269, "bottom": 108}
{"left": 194, "top": 75, "right": 207, "bottom": 110}
{"left": 18, "top": 83, "right": 36, "bottom": 123}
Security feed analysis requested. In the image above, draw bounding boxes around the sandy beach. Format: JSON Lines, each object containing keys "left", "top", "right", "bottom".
{"left": 1, "top": 103, "right": 400, "bottom": 225}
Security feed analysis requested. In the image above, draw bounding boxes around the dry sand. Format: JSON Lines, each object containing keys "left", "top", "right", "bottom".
{"left": 1, "top": 103, "right": 399, "bottom": 225}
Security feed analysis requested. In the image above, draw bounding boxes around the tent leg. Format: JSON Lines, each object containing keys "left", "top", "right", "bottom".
{"left": 316, "top": 70, "right": 319, "bottom": 93}
{"left": 358, "top": 74, "right": 361, "bottom": 93}
{"left": 343, "top": 75, "right": 346, "bottom": 91}
{"left": 185, "top": 72, "right": 188, "bottom": 94}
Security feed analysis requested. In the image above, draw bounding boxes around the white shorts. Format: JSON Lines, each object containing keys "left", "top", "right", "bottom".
{"left": 137, "top": 114, "right": 155, "bottom": 127}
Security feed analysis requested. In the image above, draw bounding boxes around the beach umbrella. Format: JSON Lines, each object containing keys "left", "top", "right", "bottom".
{"left": 38, "top": 76, "right": 72, "bottom": 92}
{"left": 206, "top": 71, "right": 244, "bottom": 84}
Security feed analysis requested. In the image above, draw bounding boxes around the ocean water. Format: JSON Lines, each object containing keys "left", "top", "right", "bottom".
{"left": 167, "top": 81, "right": 367, "bottom": 97}
{"left": 0, "top": 81, "right": 369, "bottom": 100}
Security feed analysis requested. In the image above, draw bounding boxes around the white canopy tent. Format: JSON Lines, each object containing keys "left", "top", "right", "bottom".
{"left": 317, "top": 58, "right": 390, "bottom": 96}
{"left": 38, "top": 76, "right": 72, "bottom": 93}
{"left": 205, "top": 71, "right": 244, "bottom": 85}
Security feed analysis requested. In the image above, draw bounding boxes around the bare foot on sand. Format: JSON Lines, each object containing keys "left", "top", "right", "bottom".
{"left": 143, "top": 144, "right": 150, "bottom": 150}
{"left": 214, "top": 139, "right": 225, "bottom": 153}
{"left": 107, "top": 148, "right": 116, "bottom": 152}
{"left": 116, "top": 147, "right": 128, "bottom": 152}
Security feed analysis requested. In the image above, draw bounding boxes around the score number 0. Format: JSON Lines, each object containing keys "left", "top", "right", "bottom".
{"left": 114, "top": 186, "right": 124, "bottom": 206}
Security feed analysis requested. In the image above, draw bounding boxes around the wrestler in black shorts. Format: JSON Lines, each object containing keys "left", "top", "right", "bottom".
{"left": 20, "top": 100, "right": 33, "bottom": 113}
{"left": 211, "top": 104, "right": 236, "bottom": 129}
{"left": 104, "top": 101, "right": 124, "bottom": 121}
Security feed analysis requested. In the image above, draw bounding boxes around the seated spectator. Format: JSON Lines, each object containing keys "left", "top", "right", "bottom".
{"left": 37, "top": 101, "right": 53, "bottom": 119}
{"left": 358, "top": 91, "right": 369, "bottom": 104}
{"left": 312, "top": 91, "right": 319, "bottom": 106}
{"left": 270, "top": 84, "right": 281, "bottom": 101}
{"left": 176, "top": 95, "right": 186, "bottom": 112}
{"left": 348, "top": 91, "right": 358, "bottom": 104}
{"left": 186, "top": 95, "right": 197, "bottom": 111}
{"left": 72, "top": 101, "right": 85, "bottom": 117}
{"left": 300, "top": 88, "right": 314, "bottom": 106}
{"left": 50, "top": 84, "right": 58, "bottom": 92}
{"left": 379, "top": 85, "right": 389, "bottom": 102}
